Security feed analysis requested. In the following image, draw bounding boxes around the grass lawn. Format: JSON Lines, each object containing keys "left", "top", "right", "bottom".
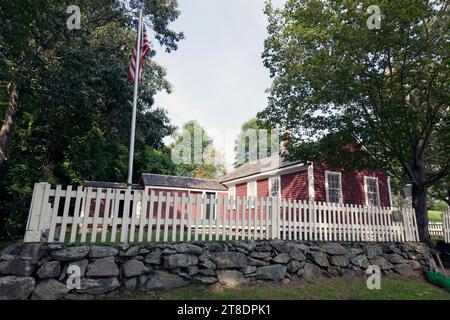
{"left": 66, "top": 228, "right": 243, "bottom": 245}
{"left": 111, "top": 275, "right": 450, "bottom": 300}
{"left": 428, "top": 210, "right": 443, "bottom": 222}
{"left": 52, "top": 211, "right": 446, "bottom": 245}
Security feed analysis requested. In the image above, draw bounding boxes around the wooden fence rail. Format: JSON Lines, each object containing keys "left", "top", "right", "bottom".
{"left": 23, "top": 182, "right": 448, "bottom": 244}
{"left": 440, "top": 210, "right": 450, "bottom": 243}
{"left": 428, "top": 222, "right": 444, "bottom": 237}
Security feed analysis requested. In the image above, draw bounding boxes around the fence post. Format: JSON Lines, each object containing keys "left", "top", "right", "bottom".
{"left": 411, "top": 208, "right": 419, "bottom": 242}
{"left": 270, "top": 197, "right": 277, "bottom": 239}
{"left": 24, "top": 182, "right": 50, "bottom": 242}
{"left": 443, "top": 209, "right": 450, "bottom": 243}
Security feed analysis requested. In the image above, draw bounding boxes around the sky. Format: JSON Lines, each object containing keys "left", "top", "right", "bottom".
{"left": 152, "top": 0, "right": 285, "bottom": 170}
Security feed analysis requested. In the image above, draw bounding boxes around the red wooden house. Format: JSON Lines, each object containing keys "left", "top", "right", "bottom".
{"left": 83, "top": 155, "right": 392, "bottom": 224}
{"left": 220, "top": 155, "right": 392, "bottom": 208}
{"left": 84, "top": 174, "right": 228, "bottom": 221}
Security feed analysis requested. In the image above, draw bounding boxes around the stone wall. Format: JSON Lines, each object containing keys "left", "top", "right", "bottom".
{"left": 0, "top": 240, "right": 438, "bottom": 300}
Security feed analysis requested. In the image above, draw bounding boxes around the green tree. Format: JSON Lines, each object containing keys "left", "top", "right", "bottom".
{"left": 171, "top": 120, "right": 226, "bottom": 179}
{"left": 233, "top": 118, "right": 276, "bottom": 168}
{"left": 259, "top": 0, "right": 449, "bottom": 242}
{"left": 429, "top": 182, "right": 450, "bottom": 206}
{"left": 134, "top": 146, "right": 177, "bottom": 176}
{"left": 429, "top": 199, "right": 448, "bottom": 212}
{"left": 0, "top": 0, "right": 183, "bottom": 239}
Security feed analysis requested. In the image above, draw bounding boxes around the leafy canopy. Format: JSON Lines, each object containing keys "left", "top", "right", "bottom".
{"left": 259, "top": 0, "right": 449, "bottom": 186}
{"left": 233, "top": 118, "right": 277, "bottom": 168}
{"left": 0, "top": 0, "right": 183, "bottom": 238}
{"left": 171, "top": 120, "right": 227, "bottom": 179}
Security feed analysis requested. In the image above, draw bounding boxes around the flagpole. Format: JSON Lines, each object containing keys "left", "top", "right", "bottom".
{"left": 125, "top": 5, "right": 143, "bottom": 244}
{"left": 127, "top": 6, "right": 143, "bottom": 187}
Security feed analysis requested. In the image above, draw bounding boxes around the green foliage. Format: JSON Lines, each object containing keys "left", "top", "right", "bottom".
{"left": 428, "top": 211, "right": 443, "bottom": 222}
{"left": 430, "top": 200, "right": 448, "bottom": 212}
{"left": 429, "top": 182, "right": 450, "bottom": 206}
{"left": 0, "top": 0, "right": 183, "bottom": 239}
{"left": 259, "top": 0, "right": 449, "bottom": 241}
{"left": 259, "top": 0, "right": 449, "bottom": 178}
{"left": 134, "top": 146, "right": 176, "bottom": 176}
{"left": 233, "top": 118, "right": 275, "bottom": 168}
{"left": 171, "top": 120, "right": 227, "bottom": 179}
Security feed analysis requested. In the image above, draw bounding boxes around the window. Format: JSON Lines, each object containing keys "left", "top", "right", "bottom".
{"left": 205, "top": 192, "right": 216, "bottom": 219}
{"left": 325, "top": 171, "right": 342, "bottom": 203}
{"left": 247, "top": 181, "right": 256, "bottom": 198}
{"left": 365, "top": 177, "right": 380, "bottom": 206}
{"left": 269, "top": 177, "right": 280, "bottom": 198}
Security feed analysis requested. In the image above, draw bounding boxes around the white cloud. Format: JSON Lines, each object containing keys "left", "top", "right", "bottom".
{"left": 152, "top": 0, "right": 286, "bottom": 170}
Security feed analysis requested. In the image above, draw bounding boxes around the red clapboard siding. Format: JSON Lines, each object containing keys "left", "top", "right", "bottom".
{"left": 187, "top": 191, "right": 202, "bottom": 220}
{"left": 216, "top": 192, "right": 228, "bottom": 219}
{"left": 313, "top": 164, "right": 391, "bottom": 207}
{"left": 313, "top": 164, "right": 327, "bottom": 203}
{"left": 87, "top": 189, "right": 109, "bottom": 228}
{"left": 257, "top": 179, "right": 269, "bottom": 198}
{"left": 145, "top": 189, "right": 229, "bottom": 220}
{"left": 377, "top": 176, "right": 391, "bottom": 207}
{"left": 147, "top": 188, "right": 188, "bottom": 220}
{"left": 280, "top": 170, "right": 309, "bottom": 201}
{"left": 256, "top": 179, "right": 269, "bottom": 222}
{"left": 235, "top": 183, "right": 247, "bottom": 198}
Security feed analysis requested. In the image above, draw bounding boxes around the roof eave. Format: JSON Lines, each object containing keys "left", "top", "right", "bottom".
{"left": 221, "top": 162, "right": 307, "bottom": 185}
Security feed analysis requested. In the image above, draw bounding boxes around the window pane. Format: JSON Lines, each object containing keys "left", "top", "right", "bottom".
{"left": 328, "top": 174, "right": 340, "bottom": 189}
{"left": 326, "top": 173, "right": 341, "bottom": 203}
{"left": 270, "top": 178, "right": 279, "bottom": 197}
{"left": 366, "top": 178, "right": 379, "bottom": 206}
{"left": 329, "top": 189, "right": 339, "bottom": 203}
{"left": 367, "top": 180, "right": 376, "bottom": 193}
{"left": 368, "top": 193, "right": 378, "bottom": 206}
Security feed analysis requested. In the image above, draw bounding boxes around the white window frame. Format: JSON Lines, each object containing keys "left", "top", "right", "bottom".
{"left": 204, "top": 192, "right": 217, "bottom": 220}
{"left": 268, "top": 176, "right": 281, "bottom": 198}
{"left": 364, "top": 176, "right": 380, "bottom": 207}
{"left": 247, "top": 180, "right": 257, "bottom": 198}
{"left": 325, "top": 171, "right": 342, "bottom": 203}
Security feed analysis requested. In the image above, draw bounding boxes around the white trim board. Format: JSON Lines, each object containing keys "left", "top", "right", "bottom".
{"left": 221, "top": 163, "right": 308, "bottom": 186}
{"left": 387, "top": 177, "right": 393, "bottom": 207}
{"left": 228, "top": 185, "right": 236, "bottom": 197}
{"left": 247, "top": 180, "right": 257, "bottom": 198}
{"left": 144, "top": 185, "right": 223, "bottom": 195}
{"left": 308, "top": 164, "right": 315, "bottom": 201}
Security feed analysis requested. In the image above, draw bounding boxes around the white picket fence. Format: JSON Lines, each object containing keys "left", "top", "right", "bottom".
{"left": 428, "top": 222, "right": 444, "bottom": 237}
{"left": 443, "top": 211, "right": 450, "bottom": 243}
{"left": 430, "top": 216, "right": 450, "bottom": 243}
{"left": 24, "top": 182, "right": 444, "bottom": 244}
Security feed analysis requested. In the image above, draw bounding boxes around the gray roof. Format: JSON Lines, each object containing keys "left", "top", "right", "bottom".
{"left": 140, "top": 173, "right": 228, "bottom": 191}
{"left": 220, "top": 155, "right": 303, "bottom": 183}
{"left": 84, "top": 181, "right": 142, "bottom": 190}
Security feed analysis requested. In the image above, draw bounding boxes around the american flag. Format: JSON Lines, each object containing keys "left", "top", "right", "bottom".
{"left": 128, "top": 25, "right": 150, "bottom": 85}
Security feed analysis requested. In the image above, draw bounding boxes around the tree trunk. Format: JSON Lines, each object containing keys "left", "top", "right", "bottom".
{"left": 412, "top": 184, "right": 430, "bottom": 244}
{"left": 0, "top": 83, "right": 19, "bottom": 167}
{"left": 410, "top": 148, "right": 431, "bottom": 244}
